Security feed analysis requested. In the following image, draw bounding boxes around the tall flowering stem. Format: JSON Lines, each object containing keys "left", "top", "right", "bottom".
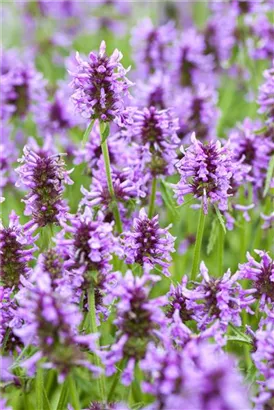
{"left": 88, "top": 286, "right": 106, "bottom": 401}
{"left": 217, "top": 224, "right": 224, "bottom": 276}
{"left": 67, "top": 373, "right": 81, "bottom": 410}
{"left": 148, "top": 178, "right": 157, "bottom": 219}
{"left": 36, "top": 365, "right": 44, "bottom": 410}
{"left": 99, "top": 122, "right": 123, "bottom": 234}
{"left": 191, "top": 206, "right": 206, "bottom": 281}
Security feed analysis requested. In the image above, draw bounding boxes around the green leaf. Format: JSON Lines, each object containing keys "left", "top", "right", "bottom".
{"left": 227, "top": 335, "right": 252, "bottom": 345}
{"left": 213, "top": 205, "right": 226, "bottom": 234}
{"left": 254, "top": 126, "right": 268, "bottom": 134}
{"left": 82, "top": 119, "right": 95, "bottom": 147}
{"left": 263, "top": 155, "right": 274, "bottom": 197}
{"left": 100, "top": 122, "right": 110, "bottom": 144}
{"left": 160, "top": 180, "right": 179, "bottom": 219}
{"left": 207, "top": 218, "right": 218, "bottom": 255}
{"left": 228, "top": 323, "right": 252, "bottom": 345}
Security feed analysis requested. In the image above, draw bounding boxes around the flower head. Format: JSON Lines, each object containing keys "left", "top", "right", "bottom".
{"left": 69, "top": 41, "right": 132, "bottom": 123}
{"left": 122, "top": 208, "right": 175, "bottom": 276}
{"left": 174, "top": 134, "right": 235, "bottom": 214}
{"left": 258, "top": 60, "right": 274, "bottom": 124}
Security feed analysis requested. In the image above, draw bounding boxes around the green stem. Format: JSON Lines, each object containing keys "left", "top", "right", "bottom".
{"left": 56, "top": 379, "right": 69, "bottom": 410}
{"left": 148, "top": 178, "right": 157, "bottom": 219}
{"left": 99, "top": 124, "right": 123, "bottom": 234}
{"left": 191, "top": 207, "right": 206, "bottom": 281}
{"left": 217, "top": 224, "right": 224, "bottom": 276}
{"left": 36, "top": 365, "right": 44, "bottom": 410}
{"left": 67, "top": 373, "right": 81, "bottom": 410}
{"left": 107, "top": 359, "right": 127, "bottom": 403}
{"left": 88, "top": 288, "right": 106, "bottom": 401}
{"left": 82, "top": 119, "right": 95, "bottom": 147}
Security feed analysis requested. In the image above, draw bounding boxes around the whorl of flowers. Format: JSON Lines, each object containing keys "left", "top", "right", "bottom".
{"left": 0, "top": 51, "right": 47, "bottom": 121}
{"left": 122, "top": 208, "right": 175, "bottom": 277}
{"left": 238, "top": 250, "right": 274, "bottom": 312}
{"left": 102, "top": 268, "right": 167, "bottom": 385}
{"left": 166, "top": 276, "right": 198, "bottom": 323}
{"left": 174, "top": 133, "right": 235, "bottom": 214}
{"left": 0, "top": 211, "right": 37, "bottom": 288}
{"left": 16, "top": 144, "right": 73, "bottom": 228}
{"left": 140, "top": 341, "right": 250, "bottom": 410}
{"left": 14, "top": 273, "right": 100, "bottom": 382}
{"left": 131, "top": 18, "right": 176, "bottom": 77}
{"left": 134, "top": 71, "right": 172, "bottom": 110}
{"left": 173, "top": 28, "right": 214, "bottom": 88}
{"left": 250, "top": 15, "right": 274, "bottom": 60}
{"left": 69, "top": 41, "right": 132, "bottom": 123}
{"left": 0, "top": 122, "right": 18, "bottom": 191}
{"left": 257, "top": 60, "right": 274, "bottom": 123}
{"left": 175, "top": 84, "right": 219, "bottom": 142}
{"left": 129, "top": 106, "right": 180, "bottom": 176}
{"left": 0, "top": 286, "right": 18, "bottom": 349}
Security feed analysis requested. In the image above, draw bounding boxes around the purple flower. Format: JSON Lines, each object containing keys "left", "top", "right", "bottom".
{"left": 0, "top": 122, "right": 18, "bottom": 192}
{"left": 131, "top": 18, "right": 176, "bottom": 77}
{"left": 172, "top": 28, "right": 215, "bottom": 88}
{"left": 0, "top": 211, "right": 38, "bottom": 288}
{"left": 140, "top": 340, "right": 250, "bottom": 409}
{"left": 174, "top": 84, "right": 219, "bottom": 142}
{"left": 174, "top": 134, "right": 235, "bottom": 214}
{"left": 258, "top": 60, "right": 274, "bottom": 123}
{"left": 0, "top": 50, "right": 47, "bottom": 121}
{"left": 261, "top": 212, "right": 274, "bottom": 230}
{"left": 102, "top": 268, "right": 167, "bottom": 385}
{"left": 228, "top": 118, "right": 274, "bottom": 197}
{"left": 250, "top": 15, "right": 274, "bottom": 60}
{"left": 0, "top": 286, "right": 19, "bottom": 350}
{"left": 134, "top": 71, "right": 172, "bottom": 110}
{"left": 122, "top": 208, "right": 175, "bottom": 277}
{"left": 166, "top": 276, "right": 198, "bottom": 323}
{"left": 16, "top": 142, "right": 73, "bottom": 228}
{"left": 69, "top": 41, "right": 132, "bottom": 123}
{"left": 128, "top": 106, "right": 179, "bottom": 177}
{"left": 193, "top": 262, "right": 246, "bottom": 331}
{"left": 14, "top": 273, "right": 100, "bottom": 382}
{"left": 237, "top": 250, "right": 274, "bottom": 312}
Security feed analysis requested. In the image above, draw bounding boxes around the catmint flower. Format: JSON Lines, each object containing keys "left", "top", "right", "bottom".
{"left": 122, "top": 208, "right": 175, "bottom": 276}
{"left": 16, "top": 144, "right": 73, "bottom": 228}
{"left": 102, "top": 268, "right": 167, "bottom": 385}
{"left": 0, "top": 51, "right": 47, "bottom": 121}
{"left": 0, "top": 286, "right": 20, "bottom": 350}
{"left": 237, "top": 250, "right": 274, "bottom": 312}
{"left": 69, "top": 41, "right": 132, "bottom": 123}
{"left": 134, "top": 71, "right": 172, "bottom": 110}
{"left": 140, "top": 340, "right": 250, "bottom": 410}
{"left": 0, "top": 211, "right": 37, "bottom": 288}
{"left": 258, "top": 60, "right": 274, "bottom": 123}
{"left": 131, "top": 18, "right": 176, "bottom": 77}
{"left": 14, "top": 273, "right": 100, "bottom": 382}
{"left": 174, "top": 133, "right": 235, "bottom": 214}
{"left": 128, "top": 106, "right": 179, "bottom": 177}
{"left": 174, "top": 84, "right": 219, "bottom": 142}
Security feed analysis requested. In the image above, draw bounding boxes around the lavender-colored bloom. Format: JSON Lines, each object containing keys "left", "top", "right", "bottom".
{"left": 228, "top": 118, "right": 274, "bottom": 196}
{"left": 249, "top": 14, "right": 274, "bottom": 60}
{"left": 237, "top": 250, "right": 274, "bottom": 312}
{"left": 102, "top": 268, "right": 167, "bottom": 385}
{"left": 261, "top": 212, "right": 274, "bottom": 230}
{"left": 258, "top": 60, "right": 274, "bottom": 123}
{"left": 166, "top": 276, "right": 198, "bottom": 322}
{"left": 193, "top": 262, "right": 246, "bottom": 331}
{"left": 122, "top": 208, "right": 175, "bottom": 277}
{"left": 128, "top": 106, "right": 179, "bottom": 177}
{"left": 69, "top": 41, "right": 132, "bottom": 123}
{"left": 0, "top": 122, "right": 18, "bottom": 192}
{"left": 172, "top": 28, "right": 215, "bottom": 88}
{"left": 14, "top": 273, "right": 100, "bottom": 382}
{"left": 0, "top": 211, "right": 37, "bottom": 288}
{"left": 131, "top": 18, "right": 176, "bottom": 77}
{"left": 16, "top": 142, "right": 73, "bottom": 228}
{"left": 140, "top": 340, "right": 250, "bottom": 409}
{"left": 0, "top": 398, "right": 12, "bottom": 410}
{"left": 174, "top": 84, "right": 219, "bottom": 142}
{"left": 0, "top": 286, "right": 18, "bottom": 349}
{"left": 134, "top": 71, "right": 172, "bottom": 110}
{"left": 0, "top": 50, "right": 47, "bottom": 121}
{"left": 174, "top": 134, "right": 235, "bottom": 214}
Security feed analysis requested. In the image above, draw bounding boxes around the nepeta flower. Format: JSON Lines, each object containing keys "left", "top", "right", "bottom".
{"left": 122, "top": 208, "right": 175, "bottom": 276}
{"left": 129, "top": 106, "right": 179, "bottom": 176}
{"left": 238, "top": 250, "right": 274, "bottom": 312}
{"left": 194, "top": 262, "right": 246, "bottom": 331}
{"left": 102, "top": 268, "right": 167, "bottom": 385}
{"left": 258, "top": 60, "right": 274, "bottom": 123}
{"left": 174, "top": 84, "right": 219, "bottom": 142}
{"left": 16, "top": 143, "right": 73, "bottom": 228}
{"left": 166, "top": 276, "right": 198, "bottom": 323}
{"left": 14, "top": 273, "right": 100, "bottom": 382}
{"left": 0, "top": 50, "right": 47, "bottom": 121}
{"left": 69, "top": 41, "right": 132, "bottom": 123}
{"left": 140, "top": 341, "right": 249, "bottom": 410}
{"left": 131, "top": 18, "right": 176, "bottom": 77}
{"left": 0, "top": 286, "right": 18, "bottom": 349}
{"left": 134, "top": 71, "right": 172, "bottom": 110}
{"left": 172, "top": 28, "right": 214, "bottom": 88}
{"left": 174, "top": 134, "right": 235, "bottom": 214}
{"left": 0, "top": 211, "right": 37, "bottom": 288}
